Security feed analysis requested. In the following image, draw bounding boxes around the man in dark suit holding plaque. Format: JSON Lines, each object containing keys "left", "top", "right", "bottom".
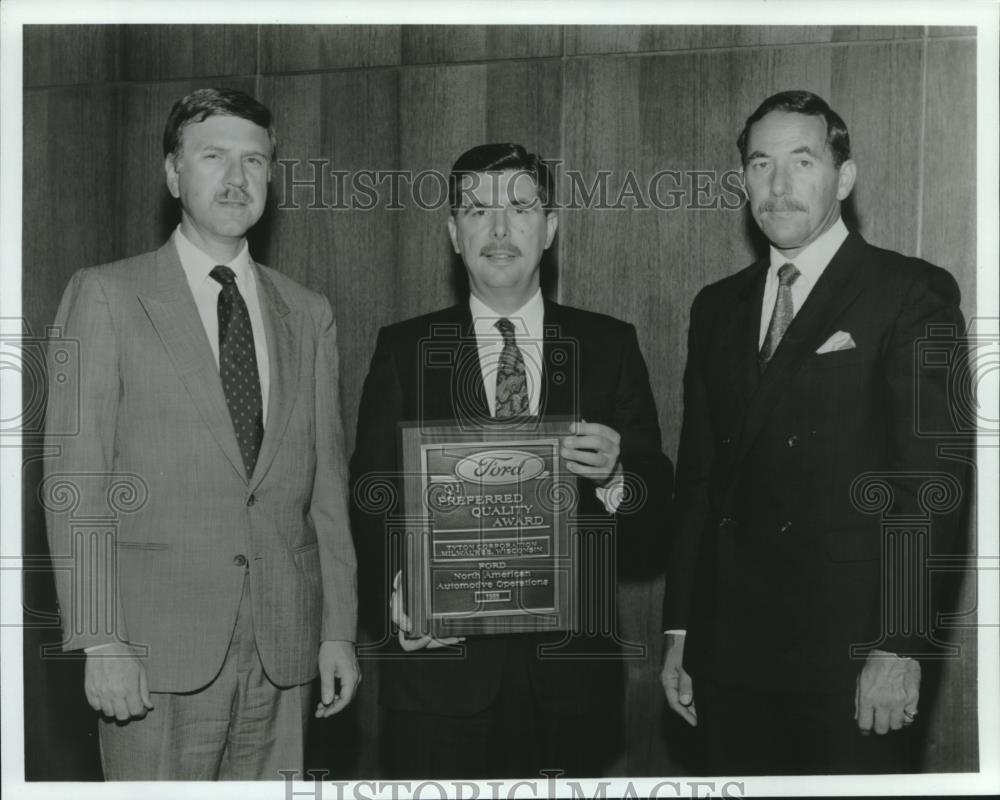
{"left": 350, "top": 143, "right": 673, "bottom": 778}
{"left": 660, "top": 91, "right": 970, "bottom": 774}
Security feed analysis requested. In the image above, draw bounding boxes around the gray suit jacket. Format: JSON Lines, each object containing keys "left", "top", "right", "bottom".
{"left": 44, "top": 237, "right": 357, "bottom": 692}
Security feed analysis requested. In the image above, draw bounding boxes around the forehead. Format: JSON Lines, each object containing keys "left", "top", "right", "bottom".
{"left": 456, "top": 169, "right": 541, "bottom": 205}
{"left": 180, "top": 114, "right": 271, "bottom": 153}
{"left": 746, "top": 111, "right": 830, "bottom": 155}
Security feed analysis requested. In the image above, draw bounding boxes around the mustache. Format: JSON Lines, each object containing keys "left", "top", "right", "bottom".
{"left": 216, "top": 189, "right": 252, "bottom": 204}
{"left": 480, "top": 243, "right": 523, "bottom": 256}
{"left": 759, "top": 199, "right": 807, "bottom": 213}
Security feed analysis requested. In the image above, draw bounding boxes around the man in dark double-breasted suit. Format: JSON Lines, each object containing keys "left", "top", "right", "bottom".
{"left": 660, "top": 91, "right": 970, "bottom": 775}
{"left": 350, "top": 143, "right": 673, "bottom": 778}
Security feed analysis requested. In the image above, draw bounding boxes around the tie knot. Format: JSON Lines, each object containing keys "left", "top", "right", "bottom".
{"left": 495, "top": 318, "right": 516, "bottom": 341}
{"left": 210, "top": 265, "right": 237, "bottom": 286}
{"left": 777, "top": 262, "right": 800, "bottom": 287}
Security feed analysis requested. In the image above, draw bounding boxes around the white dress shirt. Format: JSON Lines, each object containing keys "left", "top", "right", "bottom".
{"left": 470, "top": 289, "right": 545, "bottom": 416}
{"left": 758, "top": 217, "right": 849, "bottom": 346}
{"left": 173, "top": 226, "right": 270, "bottom": 420}
{"left": 468, "top": 289, "right": 621, "bottom": 513}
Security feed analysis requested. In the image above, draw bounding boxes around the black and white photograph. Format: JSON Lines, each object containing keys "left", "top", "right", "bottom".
{"left": 1, "top": 1, "right": 997, "bottom": 797}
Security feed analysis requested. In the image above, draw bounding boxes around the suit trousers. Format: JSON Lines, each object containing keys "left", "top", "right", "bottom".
{"left": 99, "top": 575, "right": 312, "bottom": 780}
{"left": 695, "top": 675, "right": 921, "bottom": 775}
{"left": 381, "top": 638, "right": 622, "bottom": 780}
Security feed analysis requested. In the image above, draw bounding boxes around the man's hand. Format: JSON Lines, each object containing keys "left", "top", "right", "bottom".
{"left": 84, "top": 642, "right": 154, "bottom": 721}
{"left": 390, "top": 571, "right": 464, "bottom": 651}
{"left": 660, "top": 633, "right": 697, "bottom": 727}
{"left": 316, "top": 640, "right": 360, "bottom": 718}
{"left": 561, "top": 420, "right": 621, "bottom": 486}
{"left": 855, "top": 649, "right": 920, "bottom": 734}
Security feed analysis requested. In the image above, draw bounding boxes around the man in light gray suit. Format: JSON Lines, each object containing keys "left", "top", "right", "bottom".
{"left": 43, "top": 88, "right": 359, "bottom": 780}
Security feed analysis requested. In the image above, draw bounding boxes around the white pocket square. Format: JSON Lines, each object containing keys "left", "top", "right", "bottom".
{"left": 816, "top": 331, "right": 856, "bottom": 354}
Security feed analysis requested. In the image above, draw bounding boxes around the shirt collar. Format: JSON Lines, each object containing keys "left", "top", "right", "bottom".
{"left": 469, "top": 289, "right": 545, "bottom": 341}
{"left": 768, "top": 216, "right": 849, "bottom": 283}
{"left": 172, "top": 225, "right": 253, "bottom": 287}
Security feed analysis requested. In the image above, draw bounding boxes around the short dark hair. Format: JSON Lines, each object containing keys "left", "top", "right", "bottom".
{"left": 737, "top": 90, "right": 851, "bottom": 168}
{"left": 449, "top": 143, "right": 555, "bottom": 214}
{"left": 163, "top": 88, "right": 276, "bottom": 161}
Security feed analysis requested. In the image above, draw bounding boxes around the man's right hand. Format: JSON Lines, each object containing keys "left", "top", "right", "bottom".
{"left": 84, "top": 642, "right": 154, "bottom": 721}
{"left": 390, "top": 571, "right": 464, "bottom": 652}
{"left": 660, "top": 632, "right": 697, "bottom": 726}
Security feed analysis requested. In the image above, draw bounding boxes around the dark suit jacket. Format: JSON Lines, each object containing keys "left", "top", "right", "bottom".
{"left": 44, "top": 239, "right": 357, "bottom": 692}
{"left": 663, "top": 232, "right": 969, "bottom": 692}
{"left": 350, "top": 298, "right": 673, "bottom": 715}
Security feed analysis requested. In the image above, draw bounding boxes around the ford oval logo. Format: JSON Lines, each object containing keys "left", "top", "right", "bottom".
{"left": 455, "top": 450, "right": 545, "bottom": 485}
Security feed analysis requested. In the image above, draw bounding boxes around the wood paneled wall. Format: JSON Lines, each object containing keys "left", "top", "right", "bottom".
{"left": 21, "top": 24, "right": 979, "bottom": 779}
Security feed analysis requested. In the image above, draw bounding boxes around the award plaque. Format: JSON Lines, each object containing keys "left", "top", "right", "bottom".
{"left": 399, "top": 419, "right": 578, "bottom": 638}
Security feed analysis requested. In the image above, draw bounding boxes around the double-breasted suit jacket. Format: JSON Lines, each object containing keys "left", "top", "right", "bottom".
{"left": 663, "top": 232, "right": 969, "bottom": 692}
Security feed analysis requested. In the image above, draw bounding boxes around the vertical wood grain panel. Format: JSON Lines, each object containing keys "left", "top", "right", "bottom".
{"left": 23, "top": 25, "right": 120, "bottom": 88}
{"left": 563, "top": 25, "right": 927, "bottom": 56}
{"left": 921, "top": 39, "right": 976, "bottom": 322}
{"left": 119, "top": 25, "right": 258, "bottom": 82}
{"left": 561, "top": 53, "right": 677, "bottom": 775}
{"left": 831, "top": 42, "right": 924, "bottom": 253}
{"left": 397, "top": 65, "right": 487, "bottom": 318}
{"left": 402, "top": 25, "right": 562, "bottom": 64}
{"left": 22, "top": 87, "right": 123, "bottom": 331}
{"left": 259, "top": 25, "right": 402, "bottom": 73}
{"left": 257, "top": 70, "right": 400, "bottom": 458}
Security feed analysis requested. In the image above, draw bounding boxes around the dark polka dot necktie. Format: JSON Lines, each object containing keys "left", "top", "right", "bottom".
{"left": 494, "top": 318, "right": 529, "bottom": 418}
{"left": 759, "top": 262, "right": 801, "bottom": 373}
{"left": 211, "top": 265, "right": 263, "bottom": 478}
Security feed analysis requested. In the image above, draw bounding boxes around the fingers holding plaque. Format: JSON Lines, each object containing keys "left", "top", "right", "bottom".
{"left": 400, "top": 419, "right": 578, "bottom": 639}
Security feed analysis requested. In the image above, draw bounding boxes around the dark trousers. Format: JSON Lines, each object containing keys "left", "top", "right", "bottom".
{"left": 695, "top": 675, "right": 921, "bottom": 776}
{"left": 381, "top": 644, "right": 622, "bottom": 780}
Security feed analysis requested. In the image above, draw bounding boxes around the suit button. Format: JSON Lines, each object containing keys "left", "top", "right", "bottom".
{"left": 720, "top": 437, "right": 732, "bottom": 446}
{"left": 247, "top": 494, "right": 256, "bottom": 507}
{"left": 719, "top": 516, "right": 734, "bottom": 529}
{"left": 786, "top": 435, "right": 799, "bottom": 447}
{"left": 779, "top": 521, "right": 793, "bottom": 534}
{"left": 233, "top": 554, "right": 248, "bottom": 567}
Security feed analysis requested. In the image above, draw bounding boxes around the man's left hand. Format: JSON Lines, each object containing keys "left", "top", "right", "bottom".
{"left": 855, "top": 649, "right": 920, "bottom": 734}
{"left": 561, "top": 421, "right": 621, "bottom": 486}
{"left": 315, "top": 640, "right": 360, "bottom": 718}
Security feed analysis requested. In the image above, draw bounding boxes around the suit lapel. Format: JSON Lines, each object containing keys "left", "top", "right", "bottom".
{"left": 419, "top": 304, "right": 490, "bottom": 422}
{"left": 733, "top": 233, "right": 870, "bottom": 467}
{"left": 733, "top": 260, "right": 769, "bottom": 406}
{"left": 136, "top": 241, "right": 246, "bottom": 482}
{"left": 250, "top": 266, "right": 302, "bottom": 490}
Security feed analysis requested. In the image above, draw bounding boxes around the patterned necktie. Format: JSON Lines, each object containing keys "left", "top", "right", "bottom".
{"left": 759, "top": 262, "right": 801, "bottom": 372}
{"left": 211, "top": 265, "right": 264, "bottom": 477}
{"left": 494, "top": 318, "right": 529, "bottom": 418}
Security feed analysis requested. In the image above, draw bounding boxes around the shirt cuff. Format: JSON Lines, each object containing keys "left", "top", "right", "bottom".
{"left": 594, "top": 465, "right": 626, "bottom": 514}
{"left": 664, "top": 630, "right": 687, "bottom": 636}
{"left": 84, "top": 642, "right": 122, "bottom": 653}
